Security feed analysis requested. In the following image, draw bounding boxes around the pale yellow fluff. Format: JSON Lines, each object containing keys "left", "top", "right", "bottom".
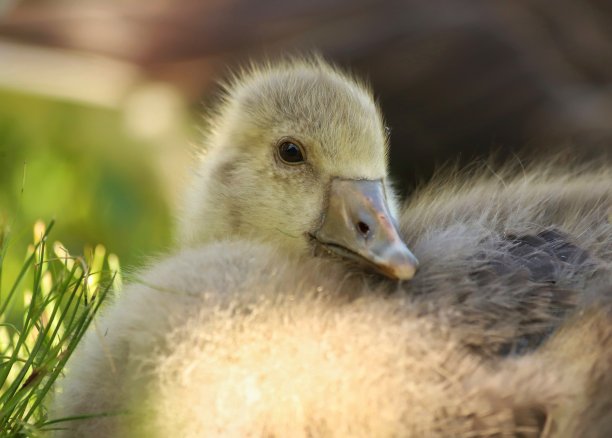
{"left": 55, "top": 239, "right": 611, "bottom": 437}
{"left": 53, "top": 57, "right": 612, "bottom": 437}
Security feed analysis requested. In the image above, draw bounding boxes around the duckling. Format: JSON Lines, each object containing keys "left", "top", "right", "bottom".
{"left": 53, "top": 58, "right": 612, "bottom": 436}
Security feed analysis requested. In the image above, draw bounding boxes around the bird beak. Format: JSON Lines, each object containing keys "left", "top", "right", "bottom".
{"left": 312, "top": 178, "right": 418, "bottom": 280}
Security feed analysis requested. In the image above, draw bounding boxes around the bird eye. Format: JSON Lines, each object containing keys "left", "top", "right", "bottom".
{"left": 278, "top": 141, "right": 305, "bottom": 164}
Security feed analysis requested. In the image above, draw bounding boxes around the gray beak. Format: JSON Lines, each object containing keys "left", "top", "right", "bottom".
{"left": 312, "top": 178, "right": 419, "bottom": 280}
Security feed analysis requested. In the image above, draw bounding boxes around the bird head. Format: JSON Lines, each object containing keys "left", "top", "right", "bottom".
{"left": 180, "top": 58, "right": 418, "bottom": 280}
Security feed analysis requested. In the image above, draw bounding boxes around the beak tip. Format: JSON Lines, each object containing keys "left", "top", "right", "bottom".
{"left": 384, "top": 250, "right": 419, "bottom": 281}
{"left": 390, "top": 262, "right": 418, "bottom": 281}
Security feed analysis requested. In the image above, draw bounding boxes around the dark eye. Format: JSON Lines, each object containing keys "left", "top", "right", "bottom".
{"left": 278, "top": 141, "right": 305, "bottom": 164}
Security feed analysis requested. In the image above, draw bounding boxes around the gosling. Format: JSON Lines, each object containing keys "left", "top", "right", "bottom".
{"left": 52, "top": 58, "right": 612, "bottom": 437}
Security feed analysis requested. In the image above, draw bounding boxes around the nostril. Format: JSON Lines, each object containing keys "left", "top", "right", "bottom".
{"left": 357, "top": 221, "right": 370, "bottom": 237}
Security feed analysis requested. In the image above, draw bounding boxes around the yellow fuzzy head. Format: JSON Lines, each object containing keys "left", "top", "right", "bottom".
{"left": 179, "top": 57, "right": 393, "bottom": 254}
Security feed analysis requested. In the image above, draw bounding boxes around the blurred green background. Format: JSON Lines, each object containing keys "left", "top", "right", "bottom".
{"left": 0, "top": 84, "right": 192, "bottom": 299}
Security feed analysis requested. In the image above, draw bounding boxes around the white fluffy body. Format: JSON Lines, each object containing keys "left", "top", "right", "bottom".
{"left": 53, "top": 58, "right": 612, "bottom": 437}
{"left": 54, "top": 166, "right": 611, "bottom": 437}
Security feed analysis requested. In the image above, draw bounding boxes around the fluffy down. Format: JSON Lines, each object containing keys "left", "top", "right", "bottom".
{"left": 54, "top": 166, "right": 611, "bottom": 437}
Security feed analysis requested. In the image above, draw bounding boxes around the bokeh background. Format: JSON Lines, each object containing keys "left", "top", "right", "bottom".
{"left": 1, "top": 0, "right": 611, "bottom": 284}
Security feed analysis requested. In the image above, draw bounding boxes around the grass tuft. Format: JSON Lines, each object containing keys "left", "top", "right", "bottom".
{"left": 0, "top": 221, "right": 117, "bottom": 437}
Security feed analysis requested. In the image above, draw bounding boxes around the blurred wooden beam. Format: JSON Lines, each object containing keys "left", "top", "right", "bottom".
{"left": 0, "top": 38, "right": 141, "bottom": 107}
